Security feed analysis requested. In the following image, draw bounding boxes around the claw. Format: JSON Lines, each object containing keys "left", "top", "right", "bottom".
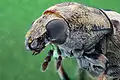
{"left": 32, "top": 51, "right": 35, "bottom": 55}
{"left": 34, "top": 52, "right": 39, "bottom": 55}
{"left": 32, "top": 51, "right": 39, "bottom": 55}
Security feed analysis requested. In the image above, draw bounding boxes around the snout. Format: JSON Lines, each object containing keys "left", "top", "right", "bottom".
{"left": 25, "top": 36, "right": 46, "bottom": 55}
{"left": 25, "top": 37, "right": 38, "bottom": 50}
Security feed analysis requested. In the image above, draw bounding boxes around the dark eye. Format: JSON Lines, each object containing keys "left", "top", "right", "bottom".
{"left": 30, "top": 39, "right": 38, "bottom": 49}
{"left": 27, "top": 38, "right": 45, "bottom": 53}
{"left": 27, "top": 39, "right": 39, "bottom": 51}
{"left": 46, "top": 19, "right": 68, "bottom": 44}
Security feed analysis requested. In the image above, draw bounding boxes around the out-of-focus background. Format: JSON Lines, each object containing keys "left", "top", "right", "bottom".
{"left": 0, "top": 0, "right": 120, "bottom": 80}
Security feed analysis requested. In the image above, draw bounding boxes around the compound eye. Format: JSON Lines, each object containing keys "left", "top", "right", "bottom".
{"left": 46, "top": 19, "right": 68, "bottom": 43}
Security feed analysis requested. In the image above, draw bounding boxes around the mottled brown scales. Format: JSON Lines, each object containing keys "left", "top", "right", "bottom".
{"left": 45, "top": 2, "right": 110, "bottom": 30}
{"left": 26, "top": 2, "right": 111, "bottom": 40}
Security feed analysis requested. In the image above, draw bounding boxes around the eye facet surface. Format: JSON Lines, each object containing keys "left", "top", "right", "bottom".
{"left": 46, "top": 19, "right": 68, "bottom": 44}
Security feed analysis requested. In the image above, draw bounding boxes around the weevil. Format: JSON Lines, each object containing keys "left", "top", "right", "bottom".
{"left": 25, "top": 2, "right": 120, "bottom": 80}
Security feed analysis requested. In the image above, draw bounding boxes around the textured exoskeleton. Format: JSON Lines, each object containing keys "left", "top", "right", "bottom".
{"left": 25, "top": 2, "right": 120, "bottom": 80}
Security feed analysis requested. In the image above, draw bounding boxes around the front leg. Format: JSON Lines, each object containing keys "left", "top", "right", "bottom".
{"left": 42, "top": 50, "right": 53, "bottom": 71}
{"left": 56, "top": 46, "right": 70, "bottom": 80}
{"left": 55, "top": 59, "right": 70, "bottom": 80}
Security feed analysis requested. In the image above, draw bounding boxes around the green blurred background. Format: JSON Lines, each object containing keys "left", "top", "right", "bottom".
{"left": 0, "top": 0, "right": 120, "bottom": 80}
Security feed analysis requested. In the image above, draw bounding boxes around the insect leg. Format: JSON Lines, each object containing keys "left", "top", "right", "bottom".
{"left": 42, "top": 50, "right": 53, "bottom": 71}
{"left": 56, "top": 56, "right": 62, "bottom": 70}
{"left": 57, "top": 64, "right": 70, "bottom": 80}
{"left": 56, "top": 46, "right": 62, "bottom": 70}
{"left": 55, "top": 46, "right": 70, "bottom": 80}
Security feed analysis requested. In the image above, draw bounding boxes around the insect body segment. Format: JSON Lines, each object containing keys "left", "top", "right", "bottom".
{"left": 25, "top": 2, "right": 120, "bottom": 80}
{"left": 42, "top": 50, "right": 53, "bottom": 71}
